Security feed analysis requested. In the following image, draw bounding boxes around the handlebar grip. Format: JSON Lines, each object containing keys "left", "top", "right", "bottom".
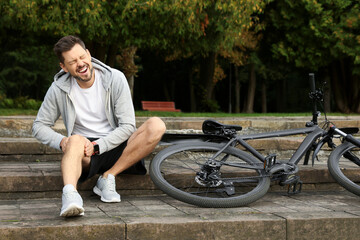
{"left": 309, "top": 73, "right": 315, "bottom": 92}
{"left": 345, "top": 134, "right": 360, "bottom": 146}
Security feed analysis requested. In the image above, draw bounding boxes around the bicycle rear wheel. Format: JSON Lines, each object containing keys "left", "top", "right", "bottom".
{"left": 150, "top": 142, "right": 270, "bottom": 208}
{"left": 328, "top": 141, "right": 360, "bottom": 196}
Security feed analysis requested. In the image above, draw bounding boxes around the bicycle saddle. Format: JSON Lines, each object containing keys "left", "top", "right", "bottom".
{"left": 202, "top": 119, "right": 242, "bottom": 135}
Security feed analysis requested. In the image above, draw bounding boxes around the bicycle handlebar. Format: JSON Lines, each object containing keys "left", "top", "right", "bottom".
{"left": 309, "top": 73, "right": 316, "bottom": 93}
{"left": 307, "top": 73, "right": 319, "bottom": 126}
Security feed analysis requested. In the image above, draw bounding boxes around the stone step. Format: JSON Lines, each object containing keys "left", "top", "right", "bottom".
{"left": 0, "top": 136, "right": 340, "bottom": 162}
{"left": 1, "top": 116, "right": 360, "bottom": 137}
{"left": 0, "top": 160, "right": 155, "bottom": 200}
{"left": 1, "top": 191, "right": 360, "bottom": 240}
{"left": 0, "top": 159, "right": 351, "bottom": 200}
{"left": 0, "top": 134, "right": 349, "bottom": 200}
{"left": 1, "top": 116, "right": 359, "bottom": 239}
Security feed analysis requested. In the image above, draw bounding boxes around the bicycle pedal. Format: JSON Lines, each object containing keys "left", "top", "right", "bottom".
{"left": 287, "top": 180, "right": 303, "bottom": 195}
{"left": 264, "top": 154, "right": 277, "bottom": 172}
{"left": 279, "top": 174, "right": 299, "bottom": 186}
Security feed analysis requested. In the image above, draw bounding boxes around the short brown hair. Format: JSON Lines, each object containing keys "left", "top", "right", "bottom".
{"left": 53, "top": 35, "right": 86, "bottom": 63}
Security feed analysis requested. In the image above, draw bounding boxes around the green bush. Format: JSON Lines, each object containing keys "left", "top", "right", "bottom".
{"left": 0, "top": 96, "right": 42, "bottom": 110}
{"left": 24, "top": 99, "right": 42, "bottom": 110}
{"left": 0, "top": 98, "right": 14, "bottom": 108}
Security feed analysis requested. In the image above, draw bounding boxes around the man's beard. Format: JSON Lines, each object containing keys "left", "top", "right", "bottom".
{"left": 74, "top": 66, "right": 94, "bottom": 82}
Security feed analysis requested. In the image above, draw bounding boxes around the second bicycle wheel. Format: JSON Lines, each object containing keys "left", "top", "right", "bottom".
{"left": 150, "top": 142, "right": 270, "bottom": 208}
{"left": 328, "top": 141, "right": 360, "bottom": 196}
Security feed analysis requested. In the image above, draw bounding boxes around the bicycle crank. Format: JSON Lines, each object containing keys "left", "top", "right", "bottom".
{"left": 279, "top": 174, "right": 303, "bottom": 195}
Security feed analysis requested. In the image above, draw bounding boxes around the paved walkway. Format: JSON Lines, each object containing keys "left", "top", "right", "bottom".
{"left": 1, "top": 191, "right": 360, "bottom": 239}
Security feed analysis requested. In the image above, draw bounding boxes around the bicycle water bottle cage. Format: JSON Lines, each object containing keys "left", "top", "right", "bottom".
{"left": 202, "top": 120, "right": 242, "bottom": 137}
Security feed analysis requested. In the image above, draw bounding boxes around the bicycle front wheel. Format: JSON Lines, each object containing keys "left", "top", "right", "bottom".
{"left": 328, "top": 141, "right": 360, "bottom": 196}
{"left": 150, "top": 142, "right": 270, "bottom": 208}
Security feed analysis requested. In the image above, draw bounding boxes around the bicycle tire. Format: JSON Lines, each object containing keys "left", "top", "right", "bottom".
{"left": 150, "top": 142, "right": 270, "bottom": 208}
{"left": 328, "top": 141, "right": 360, "bottom": 196}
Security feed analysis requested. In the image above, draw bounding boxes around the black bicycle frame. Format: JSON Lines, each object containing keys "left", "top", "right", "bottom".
{"left": 235, "top": 126, "right": 324, "bottom": 165}
{"left": 160, "top": 125, "right": 325, "bottom": 167}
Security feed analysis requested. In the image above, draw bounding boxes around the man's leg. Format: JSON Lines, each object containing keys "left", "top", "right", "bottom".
{"left": 60, "top": 135, "right": 90, "bottom": 217}
{"left": 61, "top": 135, "right": 91, "bottom": 187}
{"left": 93, "top": 117, "right": 165, "bottom": 202}
{"left": 103, "top": 117, "right": 166, "bottom": 177}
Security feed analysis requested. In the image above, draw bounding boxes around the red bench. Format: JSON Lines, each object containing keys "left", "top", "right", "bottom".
{"left": 141, "top": 101, "right": 181, "bottom": 112}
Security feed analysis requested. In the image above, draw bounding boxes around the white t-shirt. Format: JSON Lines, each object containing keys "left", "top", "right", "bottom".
{"left": 70, "top": 69, "right": 113, "bottom": 138}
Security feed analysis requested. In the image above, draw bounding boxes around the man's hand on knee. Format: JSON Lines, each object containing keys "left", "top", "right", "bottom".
{"left": 84, "top": 138, "right": 93, "bottom": 157}
{"left": 60, "top": 137, "right": 69, "bottom": 153}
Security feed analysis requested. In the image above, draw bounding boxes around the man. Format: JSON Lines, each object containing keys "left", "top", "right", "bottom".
{"left": 32, "top": 35, "right": 166, "bottom": 217}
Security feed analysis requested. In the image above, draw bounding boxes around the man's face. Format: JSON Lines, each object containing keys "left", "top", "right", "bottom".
{"left": 60, "top": 44, "right": 94, "bottom": 83}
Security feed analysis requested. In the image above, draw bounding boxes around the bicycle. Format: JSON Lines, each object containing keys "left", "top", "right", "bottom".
{"left": 149, "top": 73, "right": 360, "bottom": 208}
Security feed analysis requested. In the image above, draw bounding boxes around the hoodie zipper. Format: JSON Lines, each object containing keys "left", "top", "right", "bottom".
{"left": 66, "top": 94, "right": 76, "bottom": 136}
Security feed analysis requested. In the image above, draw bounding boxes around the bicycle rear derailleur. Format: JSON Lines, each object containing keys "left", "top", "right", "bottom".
{"left": 195, "top": 159, "right": 223, "bottom": 187}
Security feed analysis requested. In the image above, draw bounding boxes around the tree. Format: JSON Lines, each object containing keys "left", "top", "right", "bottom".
{"left": 166, "top": 0, "right": 266, "bottom": 111}
{"left": 263, "top": 0, "right": 360, "bottom": 113}
{"left": 220, "top": 29, "right": 264, "bottom": 113}
{"left": 1, "top": 0, "right": 168, "bottom": 98}
{"left": 1, "top": 0, "right": 264, "bottom": 109}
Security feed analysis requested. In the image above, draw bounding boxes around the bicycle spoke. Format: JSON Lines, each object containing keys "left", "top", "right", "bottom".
{"left": 160, "top": 148, "right": 264, "bottom": 198}
{"left": 150, "top": 142, "right": 270, "bottom": 207}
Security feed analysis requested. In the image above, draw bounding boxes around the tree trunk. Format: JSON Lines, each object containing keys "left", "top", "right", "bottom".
{"left": 234, "top": 66, "right": 241, "bottom": 113}
{"left": 94, "top": 43, "right": 107, "bottom": 63}
{"left": 128, "top": 75, "right": 135, "bottom": 99}
{"left": 276, "top": 79, "right": 286, "bottom": 112}
{"left": 116, "top": 46, "right": 138, "bottom": 99}
{"left": 106, "top": 44, "right": 118, "bottom": 67}
{"left": 188, "top": 61, "right": 196, "bottom": 112}
{"left": 323, "top": 71, "right": 331, "bottom": 113}
{"left": 199, "top": 52, "right": 216, "bottom": 106}
{"left": 331, "top": 61, "right": 349, "bottom": 113}
{"left": 352, "top": 75, "right": 360, "bottom": 113}
{"left": 261, "top": 80, "right": 267, "bottom": 113}
{"left": 243, "top": 63, "right": 256, "bottom": 113}
{"left": 163, "top": 83, "right": 170, "bottom": 101}
{"left": 228, "top": 64, "right": 232, "bottom": 113}
{"left": 331, "top": 59, "right": 360, "bottom": 113}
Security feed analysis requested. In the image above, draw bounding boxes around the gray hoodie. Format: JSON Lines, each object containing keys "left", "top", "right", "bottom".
{"left": 32, "top": 58, "right": 136, "bottom": 154}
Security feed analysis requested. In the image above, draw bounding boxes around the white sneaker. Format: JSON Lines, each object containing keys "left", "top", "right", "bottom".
{"left": 60, "top": 184, "right": 84, "bottom": 217}
{"left": 93, "top": 174, "right": 121, "bottom": 203}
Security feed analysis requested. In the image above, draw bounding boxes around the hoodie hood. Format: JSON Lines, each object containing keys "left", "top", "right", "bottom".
{"left": 53, "top": 57, "right": 113, "bottom": 93}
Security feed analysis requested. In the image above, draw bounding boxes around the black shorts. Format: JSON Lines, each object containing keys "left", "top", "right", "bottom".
{"left": 78, "top": 139, "right": 147, "bottom": 183}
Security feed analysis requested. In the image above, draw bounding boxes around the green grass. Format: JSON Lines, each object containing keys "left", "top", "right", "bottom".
{"left": 0, "top": 108, "right": 358, "bottom": 117}
{"left": 135, "top": 111, "right": 313, "bottom": 117}
{"left": 0, "top": 108, "right": 39, "bottom": 116}
{"left": 134, "top": 111, "right": 359, "bottom": 117}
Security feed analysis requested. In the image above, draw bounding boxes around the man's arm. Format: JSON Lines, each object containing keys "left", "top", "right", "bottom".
{"left": 95, "top": 71, "right": 136, "bottom": 154}
{"left": 32, "top": 83, "right": 65, "bottom": 150}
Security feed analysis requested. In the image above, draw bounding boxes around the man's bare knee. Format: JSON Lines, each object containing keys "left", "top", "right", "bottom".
{"left": 66, "top": 135, "right": 87, "bottom": 147}
{"left": 148, "top": 117, "right": 166, "bottom": 132}
{"left": 63, "top": 135, "right": 87, "bottom": 155}
{"left": 145, "top": 117, "right": 166, "bottom": 142}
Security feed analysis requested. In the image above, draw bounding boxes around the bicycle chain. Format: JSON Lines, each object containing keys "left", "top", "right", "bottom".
{"left": 214, "top": 162, "right": 298, "bottom": 182}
